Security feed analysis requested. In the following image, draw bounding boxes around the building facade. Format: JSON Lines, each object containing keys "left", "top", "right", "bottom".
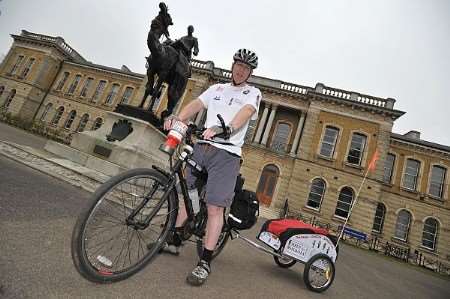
{"left": 1, "top": 30, "right": 448, "bottom": 264}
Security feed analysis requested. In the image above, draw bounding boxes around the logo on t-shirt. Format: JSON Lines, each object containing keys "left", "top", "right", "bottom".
{"left": 243, "top": 89, "right": 250, "bottom": 95}
{"left": 213, "top": 96, "right": 221, "bottom": 101}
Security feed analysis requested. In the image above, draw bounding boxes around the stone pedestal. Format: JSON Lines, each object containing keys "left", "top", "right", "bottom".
{"left": 45, "top": 112, "right": 169, "bottom": 176}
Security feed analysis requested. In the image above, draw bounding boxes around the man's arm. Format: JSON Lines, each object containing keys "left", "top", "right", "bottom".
{"left": 228, "top": 104, "right": 256, "bottom": 131}
{"left": 164, "top": 99, "right": 205, "bottom": 130}
{"left": 203, "top": 104, "right": 256, "bottom": 140}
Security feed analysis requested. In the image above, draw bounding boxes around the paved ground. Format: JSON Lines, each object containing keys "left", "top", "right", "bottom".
{"left": 1, "top": 124, "right": 450, "bottom": 298}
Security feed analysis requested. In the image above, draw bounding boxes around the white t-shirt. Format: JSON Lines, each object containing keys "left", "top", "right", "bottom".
{"left": 198, "top": 83, "right": 261, "bottom": 156}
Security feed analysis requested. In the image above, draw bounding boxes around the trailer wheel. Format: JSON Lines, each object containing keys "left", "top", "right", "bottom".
{"left": 274, "top": 255, "right": 296, "bottom": 268}
{"left": 303, "top": 254, "right": 335, "bottom": 293}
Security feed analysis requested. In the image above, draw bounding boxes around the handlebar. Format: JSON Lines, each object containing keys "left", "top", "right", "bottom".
{"left": 184, "top": 114, "right": 232, "bottom": 146}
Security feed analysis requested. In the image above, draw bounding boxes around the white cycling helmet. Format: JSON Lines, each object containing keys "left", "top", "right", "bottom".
{"left": 233, "top": 48, "right": 258, "bottom": 69}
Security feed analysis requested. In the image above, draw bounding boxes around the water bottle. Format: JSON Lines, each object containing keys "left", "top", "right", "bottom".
{"left": 188, "top": 188, "right": 200, "bottom": 214}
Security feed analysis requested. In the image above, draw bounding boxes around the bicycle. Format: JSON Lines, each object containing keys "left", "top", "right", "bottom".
{"left": 71, "top": 115, "right": 234, "bottom": 283}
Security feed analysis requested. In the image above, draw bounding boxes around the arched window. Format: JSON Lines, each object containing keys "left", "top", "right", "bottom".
{"left": 0, "top": 86, "right": 4, "bottom": 98}
{"left": 422, "top": 218, "right": 439, "bottom": 250}
{"left": 372, "top": 203, "right": 386, "bottom": 233}
{"left": 256, "top": 164, "right": 280, "bottom": 206}
{"left": 40, "top": 103, "right": 53, "bottom": 121}
{"left": 4, "top": 89, "right": 16, "bottom": 110}
{"left": 91, "top": 117, "right": 103, "bottom": 130}
{"left": 306, "top": 178, "right": 326, "bottom": 210}
{"left": 394, "top": 209, "right": 411, "bottom": 241}
{"left": 51, "top": 106, "right": 65, "bottom": 125}
{"left": 64, "top": 110, "right": 77, "bottom": 129}
{"left": 271, "top": 122, "right": 291, "bottom": 152}
{"left": 77, "top": 113, "right": 90, "bottom": 132}
{"left": 334, "top": 187, "right": 354, "bottom": 219}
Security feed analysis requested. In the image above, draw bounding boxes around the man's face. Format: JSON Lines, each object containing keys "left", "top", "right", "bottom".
{"left": 231, "top": 61, "right": 252, "bottom": 85}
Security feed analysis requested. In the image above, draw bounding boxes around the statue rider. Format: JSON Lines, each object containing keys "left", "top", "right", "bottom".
{"left": 174, "top": 25, "right": 199, "bottom": 61}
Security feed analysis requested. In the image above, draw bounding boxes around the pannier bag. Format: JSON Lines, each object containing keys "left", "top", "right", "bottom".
{"left": 228, "top": 190, "right": 259, "bottom": 230}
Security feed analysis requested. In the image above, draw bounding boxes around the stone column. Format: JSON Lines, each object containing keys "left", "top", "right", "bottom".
{"left": 290, "top": 112, "right": 306, "bottom": 156}
{"left": 253, "top": 103, "right": 270, "bottom": 143}
{"left": 195, "top": 109, "right": 205, "bottom": 125}
{"left": 261, "top": 104, "right": 278, "bottom": 146}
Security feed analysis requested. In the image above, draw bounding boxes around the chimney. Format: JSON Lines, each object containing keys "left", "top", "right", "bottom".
{"left": 404, "top": 130, "right": 421, "bottom": 140}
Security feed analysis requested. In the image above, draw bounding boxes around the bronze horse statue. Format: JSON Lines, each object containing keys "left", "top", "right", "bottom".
{"left": 139, "top": 2, "right": 191, "bottom": 119}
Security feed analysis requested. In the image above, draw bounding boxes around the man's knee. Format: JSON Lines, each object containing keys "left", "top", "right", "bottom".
{"left": 207, "top": 204, "right": 223, "bottom": 217}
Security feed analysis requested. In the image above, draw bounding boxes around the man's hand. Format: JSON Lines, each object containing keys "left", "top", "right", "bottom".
{"left": 202, "top": 125, "right": 232, "bottom": 140}
{"left": 163, "top": 115, "right": 180, "bottom": 131}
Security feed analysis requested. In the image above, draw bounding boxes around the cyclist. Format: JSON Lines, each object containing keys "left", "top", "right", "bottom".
{"left": 164, "top": 48, "right": 261, "bottom": 286}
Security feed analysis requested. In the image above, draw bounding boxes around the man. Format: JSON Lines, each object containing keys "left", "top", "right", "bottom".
{"left": 164, "top": 48, "right": 261, "bottom": 286}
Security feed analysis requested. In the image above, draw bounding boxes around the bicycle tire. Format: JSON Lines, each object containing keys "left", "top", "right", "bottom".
{"left": 71, "top": 168, "right": 177, "bottom": 283}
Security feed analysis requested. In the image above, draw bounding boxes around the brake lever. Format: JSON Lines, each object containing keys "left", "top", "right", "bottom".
{"left": 217, "top": 114, "right": 226, "bottom": 131}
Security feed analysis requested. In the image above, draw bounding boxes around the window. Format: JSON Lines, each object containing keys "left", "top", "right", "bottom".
{"left": 20, "top": 58, "right": 35, "bottom": 79}
{"left": 256, "top": 164, "right": 279, "bottom": 206}
{"left": 40, "top": 103, "right": 53, "bottom": 121}
{"left": 383, "top": 153, "right": 396, "bottom": 183}
{"left": 394, "top": 210, "right": 411, "bottom": 241}
{"left": 372, "top": 203, "right": 386, "bottom": 233}
{"left": 403, "top": 159, "right": 420, "bottom": 190}
{"left": 51, "top": 106, "right": 65, "bottom": 125}
{"left": 67, "top": 75, "right": 82, "bottom": 95}
{"left": 334, "top": 187, "right": 354, "bottom": 218}
{"left": 80, "top": 77, "right": 94, "bottom": 97}
{"left": 91, "top": 80, "right": 106, "bottom": 103}
{"left": 105, "top": 83, "right": 120, "bottom": 105}
{"left": 320, "top": 126, "right": 339, "bottom": 158}
{"left": 55, "top": 72, "right": 70, "bottom": 91}
{"left": 9, "top": 55, "right": 24, "bottom": 75}
{"left": 0, "top": 86, "right": 4, "bottom": 98}
{"left": 91, "top": 117, "right": 103, "bottom": 130}
{"left": 429, "top": 166, "right": 446, "bottom": 199}
{"left": 64, "top": 110, "right": 77, "bottom": 129}
{"left": 422, "top": 218, "right": 438, "bottom": 250}
{"left": 4, "top": 89, "right": 16, "bottom": 110}
{"left": 306, "top": 178, "right": 326, "bottom": 210}
{"left": 120, "top": 86, "right": 134, "bottom": 104}
{"left": 77, "top": 114, "right": 90, "bottom": 132}
{"left": 271, "top": 122, "right": 291, "bottom": 152}
{"left": 347, "top": 133, "right": 367, "bottom": 165}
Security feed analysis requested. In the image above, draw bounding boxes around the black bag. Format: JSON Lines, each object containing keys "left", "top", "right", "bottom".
{"left": 228, "top": 190, "right": 259, "bottom": 230}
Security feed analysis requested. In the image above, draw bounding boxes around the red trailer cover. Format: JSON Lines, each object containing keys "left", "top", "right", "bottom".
{"left": 266, "top": 219, "right": 329, "bottom": 237}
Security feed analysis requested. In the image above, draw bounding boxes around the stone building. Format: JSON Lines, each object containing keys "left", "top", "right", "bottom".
{"left": 1, "top": 30, "right": 448, "bottom": 264}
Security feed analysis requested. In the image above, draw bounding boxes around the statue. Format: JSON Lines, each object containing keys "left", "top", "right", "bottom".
{"left": 171, "top": 25, "right": 199, "bottom": 61}
{"left": 138, "top": 2, "right": 193, "bottom": 119}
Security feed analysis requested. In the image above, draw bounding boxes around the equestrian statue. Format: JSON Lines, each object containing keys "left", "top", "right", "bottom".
{"left": 139, "top": 2, "right": 199, "bottom": 120}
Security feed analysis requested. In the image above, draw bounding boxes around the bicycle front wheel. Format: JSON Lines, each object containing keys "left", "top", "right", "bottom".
{"left": 71, "top": 168, "right": 177, "bottom": 283}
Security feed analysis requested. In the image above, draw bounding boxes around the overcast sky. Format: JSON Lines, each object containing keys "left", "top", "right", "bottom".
{"left": 0, "top": 0, "right": 449, "bottom": 145}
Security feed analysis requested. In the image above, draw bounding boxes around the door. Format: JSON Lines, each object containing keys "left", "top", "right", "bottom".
{"left": 256, "top": 164, "right": 279, "bottom": 206}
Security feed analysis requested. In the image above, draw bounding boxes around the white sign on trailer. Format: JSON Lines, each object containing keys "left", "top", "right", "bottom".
{"left": 282, "top": 234, "right": 337, "bottom": 263}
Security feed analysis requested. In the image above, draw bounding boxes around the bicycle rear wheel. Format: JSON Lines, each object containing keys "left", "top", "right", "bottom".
{"left": 71, "top": 168, "right": 177, "bottom": 283}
